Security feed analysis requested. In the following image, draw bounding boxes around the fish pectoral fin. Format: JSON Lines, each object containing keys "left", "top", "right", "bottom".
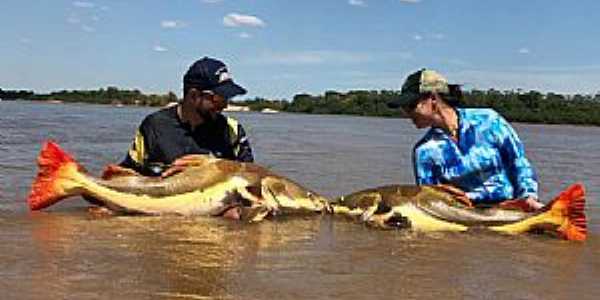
{"left": 260, "top": 184, "right": 284, "bottom": 212}
{"left": 242, "top": 205, "right": 272, "bottom": 223}
{"left": 359, "top": 193, "right": 383, "bottom": 222}
{"left": 236, "top": 186, "right": 262, "bottom": 206}
{"left": 364, "top": 210, "right": 395, "bottom": 229}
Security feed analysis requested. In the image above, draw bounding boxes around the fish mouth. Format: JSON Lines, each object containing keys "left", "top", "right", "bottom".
{"left": 220, "top": 206, "right": 243, "bottom": 220}
{"left": 384, "top": 214, "right": 411, "bottom": 229}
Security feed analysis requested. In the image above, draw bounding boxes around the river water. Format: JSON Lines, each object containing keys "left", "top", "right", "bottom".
{"left": 1, "top": 101, "right": 598, "bottom": 299}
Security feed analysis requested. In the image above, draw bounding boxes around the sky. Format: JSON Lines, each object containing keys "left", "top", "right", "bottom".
{"left": 1, "top": 0, "right": 599, "bottom": 99}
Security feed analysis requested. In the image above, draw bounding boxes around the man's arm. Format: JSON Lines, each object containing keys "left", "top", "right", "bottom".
{"left": 226, "top": 117, "right": 254, "bottom": 162}
{"left": 413, "top": 147, "right": 438, "bottom": 185}
{"left": 119, "top": 125, "right": 164, "bottom": 176}
{"left": 496, "top": 116, "right": 539, "bottom": 200}
{"left": 119, "top": 129, "right": 146, "bottom": 172}
{"left": 234, "top": 124, "right": 254, "bottom": 162}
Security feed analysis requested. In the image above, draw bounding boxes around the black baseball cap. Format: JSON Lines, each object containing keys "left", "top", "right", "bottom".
{"left": 183, "top": 57, "right": 247, "bottom": 99}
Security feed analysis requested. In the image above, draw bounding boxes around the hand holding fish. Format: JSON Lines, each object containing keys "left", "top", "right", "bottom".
{"left": 498, "top": 196, "right": 544, "bottom": 212}
{"left": 433, "top": 184, "right": 473, "bottom": 208}
{"left": 161, "top": 154, "right": 211, "bottom": 178}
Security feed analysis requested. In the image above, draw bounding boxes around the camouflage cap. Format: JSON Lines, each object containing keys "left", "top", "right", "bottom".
{"left": 387, "top": 69, "right": 450, "bottom": 109}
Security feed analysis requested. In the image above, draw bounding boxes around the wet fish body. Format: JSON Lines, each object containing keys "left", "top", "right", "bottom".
{"left": 330, "top": 184, "right": 587, "bottom": 241}
{"left": 28, "top": 141, "right": 329, "bottom": 221}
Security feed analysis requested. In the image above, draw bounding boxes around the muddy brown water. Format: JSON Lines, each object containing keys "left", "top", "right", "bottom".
{"left": 1, "top": 101, "right": 599, "bottom": 299}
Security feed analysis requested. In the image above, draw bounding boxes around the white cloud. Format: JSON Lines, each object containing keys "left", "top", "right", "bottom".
{"left": 223, "top": 13, "right": 266, "bottom": 27}
{"left": 161, "top": 20, "right": 186, "bottom": 29}
{"left": 239, "top": 32, "right": 252, "bottom": 39}
{"left": 399, "top": 0, "right": 420, "bottom": 3}
{"left": 249, "top": 51, "right": 373, "bottom": 65}
{"left": 153, "top": 45, "right": 168, "bottom": 52}
{"left": 349, "top": 0, "right": 367, "bottom": 7}
{"left": 67, "top": 16, "right": 81, "bottom": 24}
{"left": 431, "top": 33, "right": 445, "bottom": 40}
{"left": 518, "top": 48, "right": 531, "bottom": 54}
{"left": 82, "top": 25, "right": 95, "bottom": 32}
{"left": 19, "top": 38, "right": 31, "bottom": 44}
{"left": 73, "top": 1, "right": 95, "bottom": 8}
{"left": 412, "top": 33, "right": 445, "bottom": 41}
{"left": 247, "top": 50, "right": 412, "bottom": 66}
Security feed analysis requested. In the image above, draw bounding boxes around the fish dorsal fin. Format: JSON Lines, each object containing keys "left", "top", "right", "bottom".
{"left": 101, "top": 164, "right": 140, "bottom": 179}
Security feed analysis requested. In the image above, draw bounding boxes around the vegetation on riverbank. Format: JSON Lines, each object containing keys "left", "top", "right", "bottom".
{"left": 0, "top": 87, "right": 177, "bottom": 106}
{"left": 2, "top": 87, "right": 600, "bottom": 126}
{"left": 238, "top": 89, "right": 600, "bottom": 126}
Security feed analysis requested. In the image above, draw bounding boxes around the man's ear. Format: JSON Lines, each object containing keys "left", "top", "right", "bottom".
{"left": 184, "top": 88, "right": 200, "bottom": 102}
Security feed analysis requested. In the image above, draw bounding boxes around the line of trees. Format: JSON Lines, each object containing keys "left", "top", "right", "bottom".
{"left": 3, "top": 87, "right": 600, "bottom": 125}
{"left": 236, "top": 89, "right": 600, "bottom": 125}
{"left": 1, "top": 87, "right": 177, "bottom": 106}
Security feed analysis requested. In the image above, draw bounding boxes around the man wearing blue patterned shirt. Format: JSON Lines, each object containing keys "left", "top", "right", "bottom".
{"left": 388, "top": 69, "right": 543, "bottom": 210}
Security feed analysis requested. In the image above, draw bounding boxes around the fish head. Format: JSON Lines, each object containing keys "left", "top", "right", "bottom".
{"left": 335, "top": 191, "right": 383, "bottom": 210}
{"left": 261, "top": 176, "right": 331, "bottom": 213}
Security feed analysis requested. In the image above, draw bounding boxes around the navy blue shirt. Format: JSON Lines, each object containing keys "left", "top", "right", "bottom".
{"left": 121, "top": 105, "right": 253, "bottom": 175}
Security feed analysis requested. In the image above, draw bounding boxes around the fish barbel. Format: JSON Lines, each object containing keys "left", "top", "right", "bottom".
{"left": 330, "top": 184, "right": 587, "bottom": 241}
{"left": 28, "top": 141, "right": 330, "bottom": 221}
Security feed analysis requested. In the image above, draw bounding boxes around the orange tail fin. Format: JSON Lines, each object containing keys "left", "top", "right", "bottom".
{"left": 545, "top": 183, "right": 587, "bottom": 241}
{"left": 27, "top": 140, "right": 84, "bottom": 210}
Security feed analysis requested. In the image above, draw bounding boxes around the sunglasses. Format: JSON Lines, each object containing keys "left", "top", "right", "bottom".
{"left": 402, "top": 94, "right": 431, "bottom": 112}
{"left": 199, "top": 91, "right": 228, "bottom": 107}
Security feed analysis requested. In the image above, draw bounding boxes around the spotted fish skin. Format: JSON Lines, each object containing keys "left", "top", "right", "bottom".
{"left": 27, "top": 141, "right": 330, "bottom": 221}
{"left": 330, "top": 184, "right": 587, "bottom": 241}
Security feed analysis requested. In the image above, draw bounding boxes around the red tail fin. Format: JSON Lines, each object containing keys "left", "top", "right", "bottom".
{"left": 27, "top": 140, "right": 83, "bottom": 210}
{"left": 546, "top": 183, "right": 587, "bottom": 241}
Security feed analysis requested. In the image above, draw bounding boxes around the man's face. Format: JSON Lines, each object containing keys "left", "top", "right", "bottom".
{"left": 405, "top": 95, "right": 436, "bottom": 129}
{"left": 193, "top": 91, "right": 228, "bottom": 122}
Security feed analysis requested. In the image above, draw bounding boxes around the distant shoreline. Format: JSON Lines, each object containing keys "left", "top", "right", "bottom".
{"left": 2, "top": 87, "right": 599, "bottom": 126}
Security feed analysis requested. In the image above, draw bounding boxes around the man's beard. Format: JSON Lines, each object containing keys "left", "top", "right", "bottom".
{"left": 196, "top": 107, "right": 217, "bottom": 124}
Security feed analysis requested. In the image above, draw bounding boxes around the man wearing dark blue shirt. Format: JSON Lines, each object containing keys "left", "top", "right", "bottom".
{"left": 120, "top": 57, "right": 254, "bottom": 176}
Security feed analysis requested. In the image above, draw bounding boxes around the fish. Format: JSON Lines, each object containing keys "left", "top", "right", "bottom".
{"left": 329, "top": 184, "right": 587, "bottom": 241}
{"left": 27, "top": 141, "right": 330, "bottom": 222}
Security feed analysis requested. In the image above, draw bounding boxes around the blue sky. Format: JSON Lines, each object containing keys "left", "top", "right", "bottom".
{"left": 1, "top": 0, "right": 599, "bottom": 99}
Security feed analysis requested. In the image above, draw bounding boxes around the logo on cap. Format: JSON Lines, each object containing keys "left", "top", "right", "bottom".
{"left": 215, "top": 66, "right": 231, "bottom": 83}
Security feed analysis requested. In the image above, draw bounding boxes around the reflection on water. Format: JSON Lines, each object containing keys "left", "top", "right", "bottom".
{"left": 2, "top": 211, "right": 324, "bottom": 299}
{"left": 1, "top": 101, "right": 600, "bottom": 299}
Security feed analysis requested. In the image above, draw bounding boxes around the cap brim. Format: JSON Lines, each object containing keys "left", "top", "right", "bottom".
{"left": 387, "top": 92, "right": 420, "bottom": 109}
{"left": 212, "top": 81, "right": 247, "bottom": 100}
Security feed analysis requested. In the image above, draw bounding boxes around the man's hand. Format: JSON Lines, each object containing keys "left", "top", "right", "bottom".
{"left": 498, "top": 196, "right": 543, "bottom": 212}
{"left": 161, "top": 154, "right": 210, "bottom": 178}
{"left": 524, "top": 196, "right": 544, "bottom": 210}
{"left": 433, "top": 184, "right": 473, "bottom": 208}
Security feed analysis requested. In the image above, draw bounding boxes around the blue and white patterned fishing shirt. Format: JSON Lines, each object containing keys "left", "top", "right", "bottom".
{"left": 413, "top": 108, "right": 538, "bottom": 204}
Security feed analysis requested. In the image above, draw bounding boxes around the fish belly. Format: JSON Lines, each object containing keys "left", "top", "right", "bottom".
{"left": 393, "top": 203, "right": 468, "bottom": 232}
{"left": 82, "top": 175, "right": 251, "bottom": 215}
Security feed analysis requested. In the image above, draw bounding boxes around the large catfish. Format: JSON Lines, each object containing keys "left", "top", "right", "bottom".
{"left": 330, "top": 184, "right": 587, "bottom": 241}
{"left": 28, "top": 141, "right": 330, "bottom": 221}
